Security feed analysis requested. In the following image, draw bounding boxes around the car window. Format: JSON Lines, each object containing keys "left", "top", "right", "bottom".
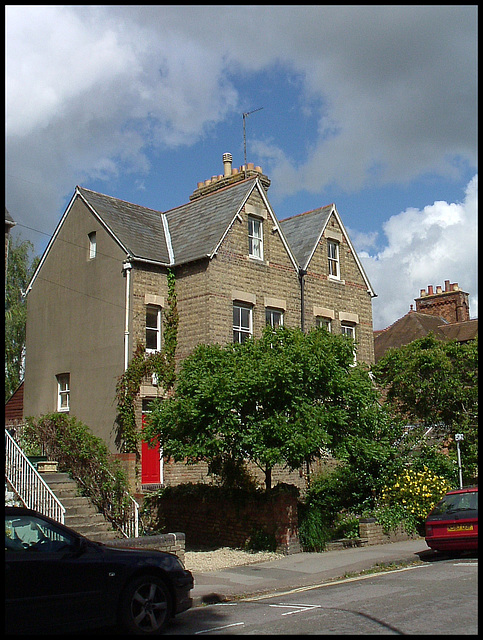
{"left": 5, "top": 515, "right": 77, "bottom": 553}
{"left": 431, "top": 491, "right": 478, "bottom": 516}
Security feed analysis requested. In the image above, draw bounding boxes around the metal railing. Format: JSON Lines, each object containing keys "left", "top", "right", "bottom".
{"left": 5, "top": 429, "right": 66, "bottom": 524}
{"left": 67, "top": 468, "right": 140, "bottom": 539}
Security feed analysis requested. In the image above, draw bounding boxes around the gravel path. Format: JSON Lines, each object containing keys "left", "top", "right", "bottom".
{"left": 184, "top": 547, "right": 284, "bottom": 572}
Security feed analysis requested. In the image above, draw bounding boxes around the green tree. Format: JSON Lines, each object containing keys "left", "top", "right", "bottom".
{"left": 5, "top": 235, "right": 39, "bottom": 400}
{"left": 145, "top": 326, "right": 392, "bottom": 491}
{"left": 373, "top": 334, "right": 478, "bottom": 483}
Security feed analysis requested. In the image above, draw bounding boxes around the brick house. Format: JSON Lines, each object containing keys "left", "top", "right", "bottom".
{"left": 374, "top": 281, "right": 478, "bottom": 362}
{"left": 23, "top": 154, "right": 375, "bottom": 493}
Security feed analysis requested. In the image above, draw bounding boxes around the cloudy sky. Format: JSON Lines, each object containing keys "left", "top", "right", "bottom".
{"left": 6, "top": 5, "right": 477, "bottom": 330}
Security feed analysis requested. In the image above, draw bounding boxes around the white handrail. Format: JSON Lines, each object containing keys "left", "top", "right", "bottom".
{"left": 5, "top": 429, "right": 65, "bottom": 524}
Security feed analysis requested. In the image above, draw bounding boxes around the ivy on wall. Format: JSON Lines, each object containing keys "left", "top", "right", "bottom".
{"left": 115, "top": 268, "right": 179, "bottom": 453}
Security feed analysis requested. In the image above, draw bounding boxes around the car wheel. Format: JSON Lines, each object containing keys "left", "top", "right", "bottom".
{"left": 119, "top": 574, "right": 172, "bottom": 635}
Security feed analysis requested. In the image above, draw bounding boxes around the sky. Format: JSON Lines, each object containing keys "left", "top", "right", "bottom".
{"left": 5, "top": 5, "right": 477, "bottom": 331}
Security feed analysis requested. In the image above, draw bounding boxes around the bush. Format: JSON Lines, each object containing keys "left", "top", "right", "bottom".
{"left": 244, "top": 528, "right": 277, "bottom": 552}
{"left": 24, "top": 414, "right": 131, "bottom": 528}
{"left": 374, "top": 466, "right": 452, "bottom": 535}
{"left": 298, "top": 506, "right": 333, "bottom": 551}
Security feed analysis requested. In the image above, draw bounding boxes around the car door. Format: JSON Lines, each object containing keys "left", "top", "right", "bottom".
{"left": 5, "top": 514, "right": 111, "bottom": 633}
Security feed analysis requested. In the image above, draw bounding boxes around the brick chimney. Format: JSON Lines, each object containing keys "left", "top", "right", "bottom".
{"left": 189, "top": 153, "right": 271, "bottom": 200}
{"left": 415, "top": 281, "right": 470, "bottom": 324}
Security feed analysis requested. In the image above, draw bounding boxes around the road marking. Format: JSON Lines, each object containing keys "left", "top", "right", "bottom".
{"left": 270, "top": 603, "right": 322, "bottom": 616}
{"left": 244, "top": 564, "right": 430, "bottom": 601}
{"left": 195, "top": 622, "right": 244, "bottom": 634}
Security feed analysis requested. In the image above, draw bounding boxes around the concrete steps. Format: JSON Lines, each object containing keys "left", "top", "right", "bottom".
{"left": 41, "top": 472, "right": 122, "bottom": 542}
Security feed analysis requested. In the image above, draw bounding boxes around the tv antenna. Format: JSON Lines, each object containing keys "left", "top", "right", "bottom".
{"left": 243, "top": 107, "right": 263, "bottom": 177}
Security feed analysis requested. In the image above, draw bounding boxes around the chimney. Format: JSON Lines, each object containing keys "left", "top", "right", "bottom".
{"left": 189, "top": 152, "right": 271, "bottom": 200}
{"left": 414, "top": 280, "right": 470, "bottom": 324}
{"left": 222, "top": 152, "right": 232, "bottom": 177}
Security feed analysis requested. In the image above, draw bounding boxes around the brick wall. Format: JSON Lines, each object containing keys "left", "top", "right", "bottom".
{"left": 149, "top": 489, "right": 301, "bottom": 555}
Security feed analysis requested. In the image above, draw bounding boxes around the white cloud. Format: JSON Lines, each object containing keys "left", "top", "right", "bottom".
{"left": 359, "top": 175, "right": 478, "bottom": 330}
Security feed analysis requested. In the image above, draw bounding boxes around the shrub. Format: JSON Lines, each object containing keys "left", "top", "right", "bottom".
{"left": 298, "top": 506, "right": 333, "bottom": 551}
{"left": 375, "top": 466, "right": 452, "bottom": 535}
{"left": 24, "top": 414, "right": 131, "bottom": 529}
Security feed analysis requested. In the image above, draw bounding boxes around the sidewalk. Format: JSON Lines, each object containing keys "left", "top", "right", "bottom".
{"left": 190, "top": 538, "right": 431, "bottom": 607}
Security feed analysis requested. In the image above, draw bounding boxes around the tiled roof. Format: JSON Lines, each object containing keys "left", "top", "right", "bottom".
{"left": 438, "top": 319, "right": 478, "bottom": 342}
{"left": 374, "top": 311, "right": 448, "bottom": 362}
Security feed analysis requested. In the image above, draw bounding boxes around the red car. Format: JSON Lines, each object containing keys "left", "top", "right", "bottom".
{"left": 425, "top": 486, "right": 478, "bottom": 553}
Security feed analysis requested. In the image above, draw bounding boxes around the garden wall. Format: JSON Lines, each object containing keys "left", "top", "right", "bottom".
{"left": 358, "top": 518, "right": 422, "bottom": 545}
{"left": 147, "top": 487, "right": 301, "bottom": 555}
{"left": 106, "top": 532, "right": 186, "bottom": 563}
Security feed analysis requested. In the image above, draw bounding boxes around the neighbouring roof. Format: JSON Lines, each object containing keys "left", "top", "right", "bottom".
{"left": 5, "top": 207, "right": 16, "bottom": 227}
{"left": 374, "top": 310, "right": 478, "bottom": 362}
{"left": 438, "top": 318, "right": 478, "bottom": 342}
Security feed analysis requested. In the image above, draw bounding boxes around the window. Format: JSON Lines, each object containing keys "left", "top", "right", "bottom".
{"left": 266, "top": 308, "right": 283, "bottom": 329}
{"left": 341, "top": 323, "right": 357, "bottom": 363}
{"left": 316, "top": 316, "right": 332, "bottom": 332}
{"left": 248, "top": 216, "right": 263, "bottom": 260}
{"left": 5, "top": 514, "right": 77, "bottom": 553}
{"left": 146, "top": 305, "right": 161, "bottom": 353}
{"left": 88, "top": 232, "right": 96, "bottom": 259}
{"left": 233, "top": 303, "right": 252, "bottom": 343}
{"left": 328, "top": 240, "right": 339, "bottom": 278}
{"left": 56, "top": 374, "right": 70, "bottom": 412}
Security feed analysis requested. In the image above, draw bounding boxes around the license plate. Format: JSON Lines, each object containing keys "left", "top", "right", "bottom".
{"left": 447, "top": 524, "right": 473, "bottom": 532}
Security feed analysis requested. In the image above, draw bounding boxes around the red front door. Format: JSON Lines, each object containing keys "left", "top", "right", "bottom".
{"left": 141, "top": 413, "right": 161, "bottom": 484}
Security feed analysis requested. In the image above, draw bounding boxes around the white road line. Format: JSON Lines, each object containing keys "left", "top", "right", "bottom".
{"left": 195, "top": 622, "right": 245, "bottom": 634}
{"left": 245, "top": 564, "right": 430, "bottom": 601}
{"left": 270, "top": 603, "right": 322, "bottom": 616}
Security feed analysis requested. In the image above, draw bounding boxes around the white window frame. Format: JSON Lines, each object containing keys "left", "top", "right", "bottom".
{"left": 316, "top": 316, "right": 332, "bottom": 332}
{"left": 88, "top": 232, "right": 97, "bottom": 259}
{"left": 328, "top": 240, "right": 340, "bottom": 279}
{"left": 233, "top": 303, "right": 253, "bottom": 343}
{"left": 146, "top": 305, "right": 162, "bottom": 353}
{"left": 56, "top": 374, "right": 70, "bottom": 412}
{"left": 248, "top": 216, "right": 263, "bottom": 260}
{"left": 265, "top": 308, "right": 284, "bottom": 329}
{"left": 341, "top": 323, "right": 357, "bottom": 363}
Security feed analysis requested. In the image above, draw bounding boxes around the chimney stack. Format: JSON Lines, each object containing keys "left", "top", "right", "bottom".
{"left": 222, "top": 152, "right": 233, "bottom": 177}
{"left": 415, "top": 280, "right": 470, "bottom": 324}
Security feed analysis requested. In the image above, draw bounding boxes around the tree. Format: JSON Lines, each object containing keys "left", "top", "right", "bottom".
{"left": 5, "top": 235, "right": 39, "bottom": 400}
{"left": 373, "top": 334, "right": 478, "bottom": 483}
{"left": 145, "top": 326, "right": 392, "bottom": 491}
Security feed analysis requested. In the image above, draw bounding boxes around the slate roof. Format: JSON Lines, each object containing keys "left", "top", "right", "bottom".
{"left": 77, "top": 187, "right": 170, "bottom": 264}
{"left": 78, "top": 178, "right": 259, "bottom": 267}
{"left": 280, "top": 205, "right": 332, "bottom": 270}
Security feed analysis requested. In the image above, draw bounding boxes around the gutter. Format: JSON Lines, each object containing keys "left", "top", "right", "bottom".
{"left": 298, "top": 267, "right": 307, "bottom": 332}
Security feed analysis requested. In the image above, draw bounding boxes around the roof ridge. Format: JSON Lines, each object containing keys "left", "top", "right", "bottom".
{"left": 77, "top": 185, "right": 163, "bottom": 215}
{"left": 281, "top": 203, "right": 334, "bottom": 223}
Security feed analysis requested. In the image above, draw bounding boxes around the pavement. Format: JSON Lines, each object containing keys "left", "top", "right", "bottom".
{"left": 189, "top": 538, "right": 432, "bottom": 608}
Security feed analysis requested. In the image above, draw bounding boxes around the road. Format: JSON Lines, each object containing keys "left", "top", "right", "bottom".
{"left": 166, "top": 555, "right": 477, "bottom": 635}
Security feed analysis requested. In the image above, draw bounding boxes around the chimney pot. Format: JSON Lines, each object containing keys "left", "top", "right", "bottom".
{"left": 436, "top": 286, "right": 442, "bottom": 294}
{"left": 222, "top": 152, "right": 233, "bottom": 177}
{"left": 428, "top": 285, "right": 434, "bottom": 295}
{"left": 445, "top": 280, "right": 450, "bottom": 292}
{"left": 420, "top": 289, "right": 426, "bottom": 297}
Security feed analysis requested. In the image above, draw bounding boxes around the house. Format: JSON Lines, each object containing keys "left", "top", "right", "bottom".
{"left": 23, "top": 154, "right": 376, "bottom": 493}
{"left": 374, "top": 281, "right": 478, "bottom": 362}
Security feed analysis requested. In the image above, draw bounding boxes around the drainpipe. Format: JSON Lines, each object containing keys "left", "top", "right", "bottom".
{"left": 122, "top": 261, "right": 132, "bottom": 371}
{"left": 298, "top": 267, "right": 307, "bottom": 332}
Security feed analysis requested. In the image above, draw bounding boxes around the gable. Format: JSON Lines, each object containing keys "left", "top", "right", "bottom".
{"left": 280, "top": 205, "right": 375, "bottom": 296}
